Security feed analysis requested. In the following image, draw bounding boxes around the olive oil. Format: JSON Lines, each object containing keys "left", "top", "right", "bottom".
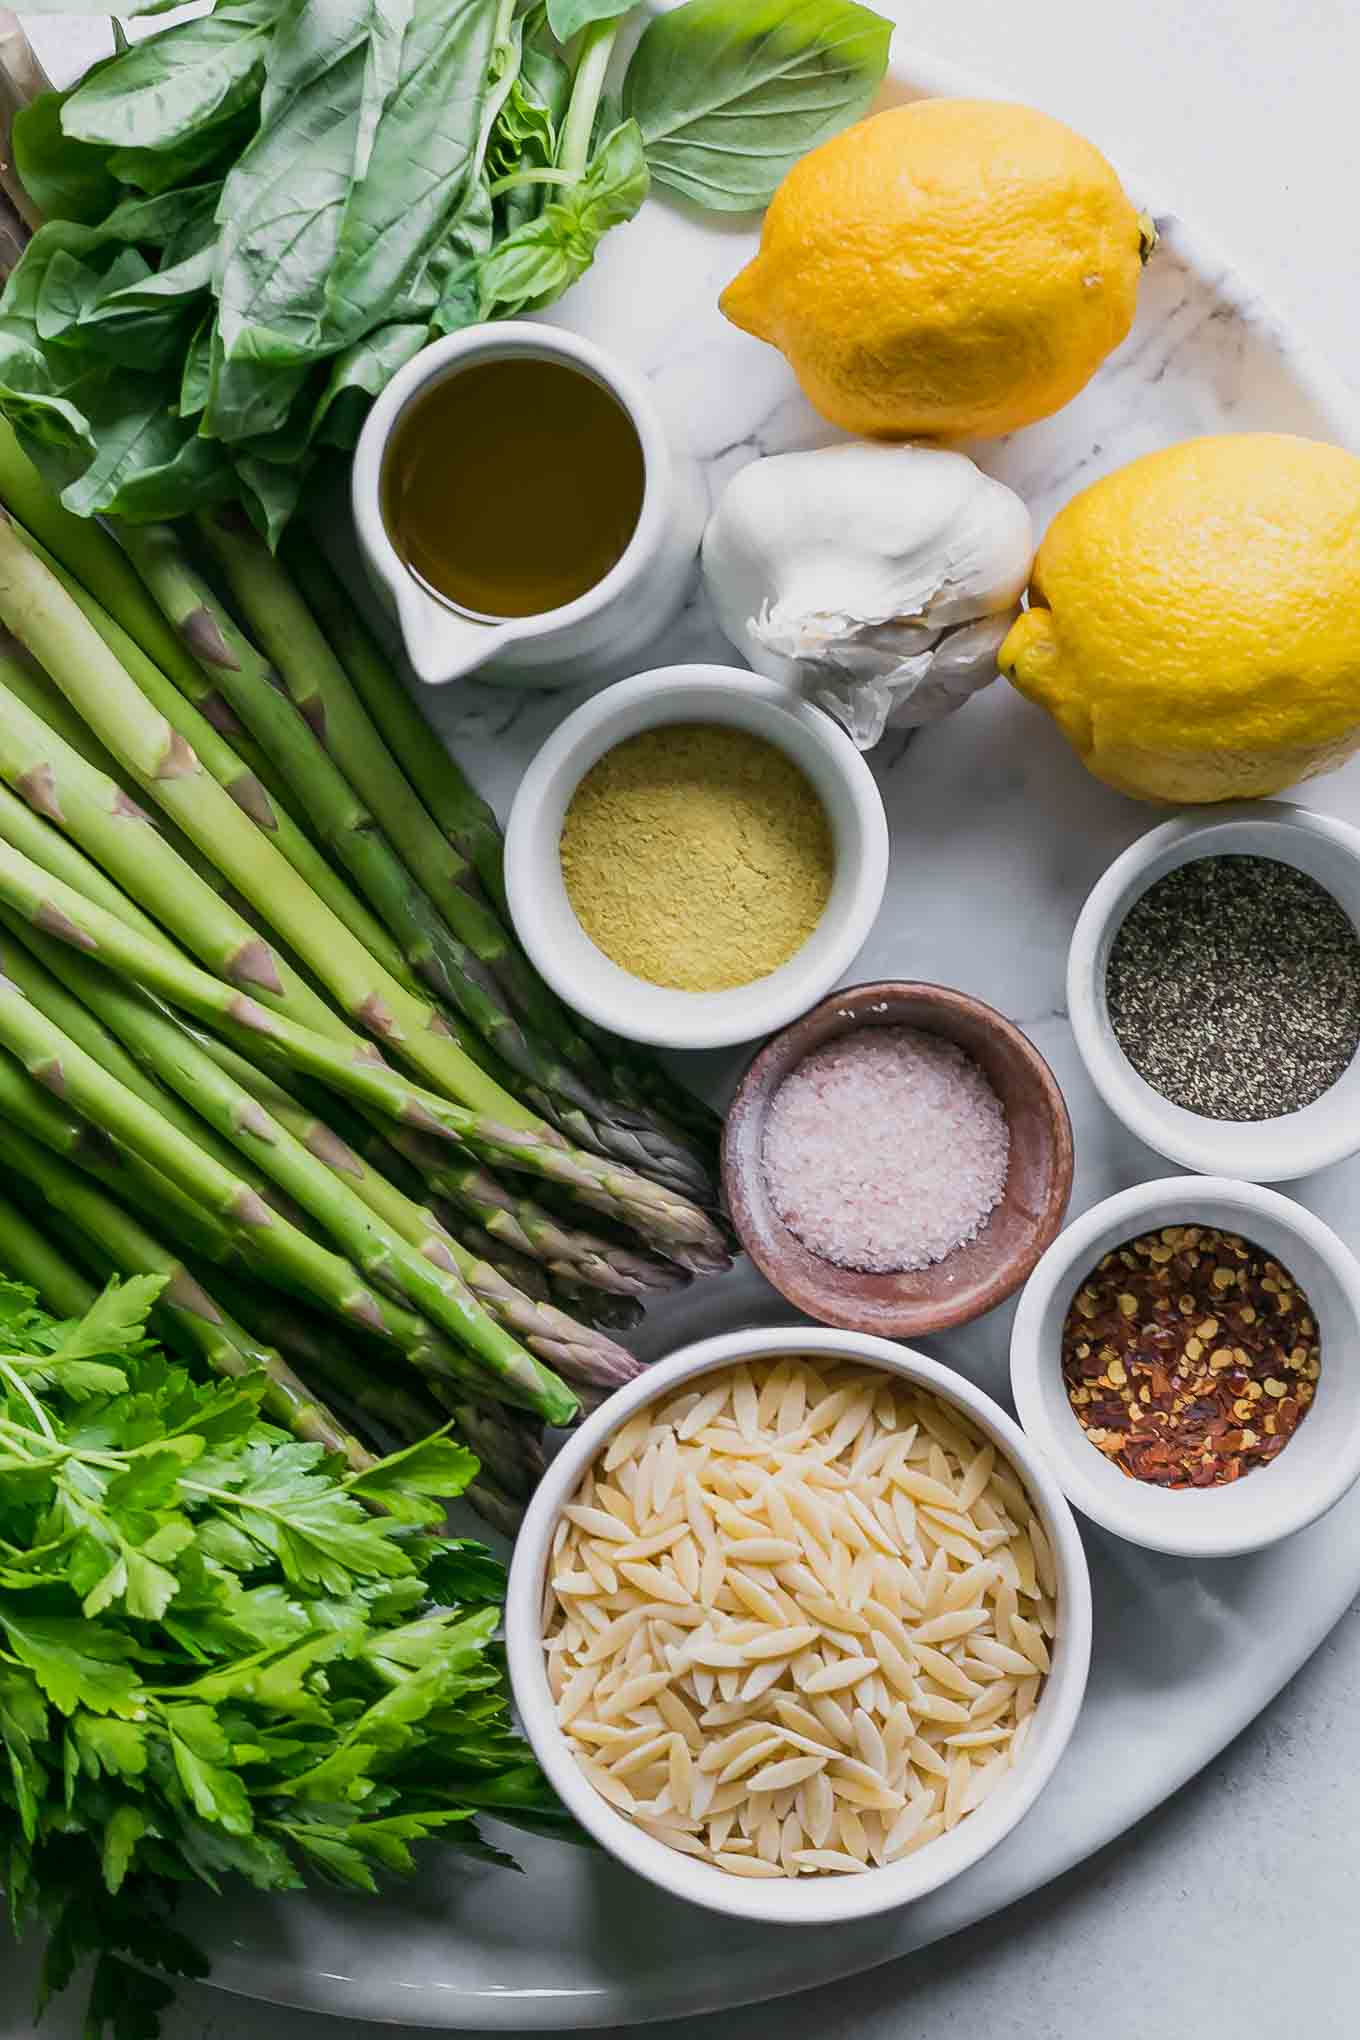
{"left": 381, "top": 355, "right": 646, "bottom": 620}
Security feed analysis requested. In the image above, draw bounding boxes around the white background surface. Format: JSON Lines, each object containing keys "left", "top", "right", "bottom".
{"left": 7, "top": 1, "right": 1360, "bottom": 2034}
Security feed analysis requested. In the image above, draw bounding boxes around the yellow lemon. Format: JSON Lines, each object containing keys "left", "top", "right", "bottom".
{"left": 999, "top": 434, "right": 1360, "bottom": 803}
{"left": 720, "top": 99, "right": 1148, "bottom": 440}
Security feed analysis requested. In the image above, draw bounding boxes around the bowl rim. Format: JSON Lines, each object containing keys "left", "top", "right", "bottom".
{"left": 505, "top": 1324, "right": 1093, "bottom": 1926}
{"left": 1067, "top": 799, "right": 1360, "bottom": 1181}
{"left": 502, "top": 664, "right": 890, "bottom": 1051}
{"left": 1009, "top": 1174, "right": 1360, "bottom": 1556}
{"left": 720, "top": 981, "right": 1074, "bottom": 1337}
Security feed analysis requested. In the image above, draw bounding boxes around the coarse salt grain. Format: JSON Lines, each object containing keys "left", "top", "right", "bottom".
{"left": 761, "top": 1025, "right": 1010, "bottom": 1273}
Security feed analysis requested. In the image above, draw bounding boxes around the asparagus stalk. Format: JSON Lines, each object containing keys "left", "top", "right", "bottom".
{"left": 286, "top": 532, "right": 507, "bottom": 909}
{"left": 198, "top": 506, "right": 507, "bottom": 945}
{"left": 0, "top": 910, "right": 312, "bottom": 1227}
{"left": 0, "top": 771, "right": 682, "bottom": 1297}
{"left": 0, "top": 637, "right": 249, "bottom": 904}
{"left": 0, "top": 418, "right": 265, "bottom": 741}
{"left": 0, "top": 811, "right": 727, "bottom": 1268}
{"left": 0, "top": 1187, "right": 97, "bottom": 1316}
{"left": 113, "top": 518, "right": 577, "bottom": 1098}
{"left": 442, "top": 1219, "right": 552, "bottom": 1303}
{"left": 339, "top": 1107, "right": 684, "bottom": 1296}
{"left": 197, "top": 1269, "right": 446, "bottom": 1443}
{"left": 7, "top": 521, "right": 418, "bottom": 989}
{"left": 288, "top": 530, "right": 722, "bottom": 1183}
{"left": 0, "top": 1116, "right": 371, "bottom": 1465}
{"left": 0, "top": 678, "right": 582, "bottom": 1295}
{"left": 0, "top": 955, "right": 571, "bottom": 1420}
{"left": 0, "top": 957, "right": 577, "bottom": 1421}
{"left": 39, "top": 949, "right": 579, "bottom": 1409}
{"left": 200, "top": 1259, "right": 539, "bottom": 1501}
{"left": 138, "top": 514, "right": 716, "bottom": 1202}
{"left": 190, "top": 1033, "right": 644, "bottom": 1390}
{"left": 0, "top": 657, "right": 353, "bottom": 1045}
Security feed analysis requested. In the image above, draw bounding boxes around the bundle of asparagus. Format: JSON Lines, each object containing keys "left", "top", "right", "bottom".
{"left": 0, "top": 423, "right": 729, "bottom": 1529}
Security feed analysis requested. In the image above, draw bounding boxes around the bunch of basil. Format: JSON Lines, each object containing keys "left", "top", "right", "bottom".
{"left": 0, "top": 0, "right": 891, "bottom": 543}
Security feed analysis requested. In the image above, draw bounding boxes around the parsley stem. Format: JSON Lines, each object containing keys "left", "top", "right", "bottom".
{"left": 0, "top": 1358, "right": 55, "bottom": 1441}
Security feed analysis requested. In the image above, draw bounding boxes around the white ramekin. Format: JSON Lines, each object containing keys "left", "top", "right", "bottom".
{"left": 503, "top": 665, "right": 890, "bottom": 1051}
{"left": 1010, "top": 1176, "right": 1360, "bottom": 1558}
{"left": 1067, "top": 801, "right": 1360, "bottom": 1181}
{"left": 505, "top": 1325, "right": 1092, "bottom": 1926}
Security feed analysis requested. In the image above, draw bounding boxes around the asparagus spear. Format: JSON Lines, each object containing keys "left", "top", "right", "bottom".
{"left": 0, "top": 1116, "right": 371, "bottom": 1465}
{"left": 201, "top": 1267, "right": 449, "bottom": 1451}
{"left": 6, "top": 522, "right": 418, "bottom": 989}
{"left": 0, "top": 636, "right": 255, "bottom": 907}
{"left": 113, "top": 518, "right": 583, "bottom": 1098}
{"left": 198, "top": 506, "right": 508, "bottom": 944}
{"left": 0, "top": 418, "right": 262, "bottom": 737}
{"left": 0, "top": 679, "right": 641, "bottom": 1299}
{"left": 135, "top": 515, "right": 716, "bottom": 1201}
{"left": 0, "top": 770, "right": 682, "bottom": 1297}
{"left": 0, "top": 1186, "right": 97, "bottom": 1317}
{"left": 0, "top": 955, "right": 570, "bottom": 1422}
{"left": 0, "top": 658, "right": 354, "bottom": 1045}
{"left": 287, "top": 532, "right": 723, "bottom": 1182}
{"left": 287, "top": 532, "right": 508, "bottom": 909}
{"left": 0, "top": 809, "right": 727, "bottom": 1269}
{"left": 199, "top": 1260, "right": 541, "bottom": 1498}
{"left": 0, "top": 537, "right": 600, "bottom": 1155}
{"left": 0, "top": 956, "right": 577, "bottom": 1420}
{"left": 188, "top": 1032, "right": 644, "bottom": 1390}
{"left": 0, "top": 910, "right": 313, "bottom": 1227}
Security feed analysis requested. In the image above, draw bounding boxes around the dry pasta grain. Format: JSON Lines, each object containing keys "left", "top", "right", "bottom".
{"left": 543, "top": 1357, "right": 1056, "bottom": 1877}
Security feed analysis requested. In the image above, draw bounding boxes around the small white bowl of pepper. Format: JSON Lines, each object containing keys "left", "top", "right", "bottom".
{"left": 1010, "top": 1175, "right": 1360, "bottom": 1557}
{"left": 1067, "top": 801, "right": 1360, "bottom": 1182}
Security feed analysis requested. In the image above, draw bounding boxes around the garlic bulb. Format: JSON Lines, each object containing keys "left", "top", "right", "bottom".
{"left": 701, "top": 441, "right": 1035, "bottom": 747}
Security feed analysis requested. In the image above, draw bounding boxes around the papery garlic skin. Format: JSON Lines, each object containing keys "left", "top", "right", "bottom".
{"left": 701, "top": 441, "right": 1035, "bottom": 747}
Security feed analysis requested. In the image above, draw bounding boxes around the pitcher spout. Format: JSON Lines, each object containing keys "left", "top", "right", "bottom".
{"left": 395, "top": 580, "right": 513, "bottom": 686}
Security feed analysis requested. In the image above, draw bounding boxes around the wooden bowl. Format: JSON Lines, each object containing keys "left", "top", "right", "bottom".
{"left": 721, "top": 981, "right": 1075, "bottom": 1338}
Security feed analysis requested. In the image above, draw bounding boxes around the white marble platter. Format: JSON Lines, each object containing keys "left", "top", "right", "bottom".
{"left": 28, "top": 13, "right": 1360, "bottom": 2032}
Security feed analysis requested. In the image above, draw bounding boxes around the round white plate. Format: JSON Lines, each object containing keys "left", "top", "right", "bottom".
{"left": 33, "top": 15, "right": 1360, "bottom": 2032}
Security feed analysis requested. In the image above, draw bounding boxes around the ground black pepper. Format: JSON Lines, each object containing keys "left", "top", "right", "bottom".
{"left": 1105, "top": 855, "right": 1360, "bottom": 1120}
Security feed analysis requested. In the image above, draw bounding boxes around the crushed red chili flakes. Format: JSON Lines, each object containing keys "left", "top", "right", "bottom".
{"left": 1060, "top": 1225, "right": 1320, "bottom": 1488}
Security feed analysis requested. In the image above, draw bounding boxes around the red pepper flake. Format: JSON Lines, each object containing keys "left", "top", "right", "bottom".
{"left": 1060, "top": 1226, "right": 1320, "bottom": 1489}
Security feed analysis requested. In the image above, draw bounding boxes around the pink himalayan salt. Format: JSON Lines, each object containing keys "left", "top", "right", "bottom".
{"left": 761, "top": 1024, "right": 1010, "bottom": 1274}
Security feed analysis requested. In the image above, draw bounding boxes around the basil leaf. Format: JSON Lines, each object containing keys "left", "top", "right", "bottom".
{"left": 479, "top": 117, "right": 647, "bottom": 312}
{"left": 59, "top": 391, "right": 236, "bottom": 521}
{"left": 237, "top": 450, "right": 310, "bottom": 547}
{"left": 429, "top": 175, "right": 494, "bottom": 335}
{"left": 12, "top": 91, "right": 119, "bottom": 225}
{"left": 546, "top": 0, "right": 635, "bottom": 42}
{"left": 179, "top": 318, "right": 215, "bottom": 417}
{"left": 322, "top": 0, "right": 500, "bottom": 352}
{"left": 309, "top": 319, "right": 428, "bottom": 447}
{"left": 60, "top": 1, "right": 276, "bottom": 153}
{"left": 214, "top": 0, "right": 414, "bottom": 370}
{"left": 108, "top": 105, "right": 260, "bottom": 196}
{"left": 100, "top": 182, "right": 224, "bottom": 251}
{"left": 623, "top": 0, "right": 892, "bottom": 210}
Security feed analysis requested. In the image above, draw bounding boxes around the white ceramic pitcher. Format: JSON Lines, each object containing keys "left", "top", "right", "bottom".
{"left": 351, "top": 322, "right": 706, "bottom": 688}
